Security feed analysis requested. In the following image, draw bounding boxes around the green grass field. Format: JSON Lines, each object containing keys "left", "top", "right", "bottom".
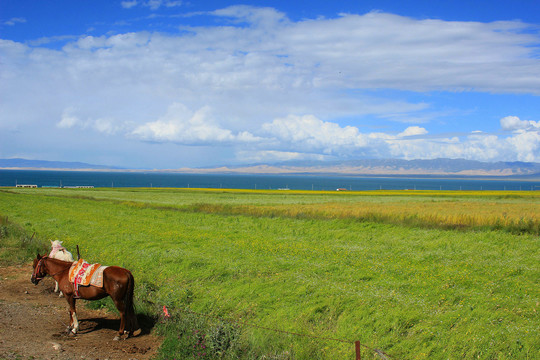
{"left": 0, "top": 187, "right": 538, "bottom": 359}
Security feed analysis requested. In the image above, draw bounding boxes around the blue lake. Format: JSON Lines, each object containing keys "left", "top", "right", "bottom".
{"left": 1, "top": 170, "right": 539, "bottom": 191}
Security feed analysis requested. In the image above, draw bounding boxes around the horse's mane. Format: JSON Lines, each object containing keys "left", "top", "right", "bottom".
{"left": 44, "top": 256, "right": 74, "bottom": 267}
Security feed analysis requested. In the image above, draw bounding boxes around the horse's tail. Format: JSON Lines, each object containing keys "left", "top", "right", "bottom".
{"left": 125, "top": 270, "right": 141, "bottom": 336}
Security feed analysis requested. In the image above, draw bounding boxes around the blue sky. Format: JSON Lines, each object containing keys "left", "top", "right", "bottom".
{"left": 1, "top": 1, "right": 539, "bottom": 169}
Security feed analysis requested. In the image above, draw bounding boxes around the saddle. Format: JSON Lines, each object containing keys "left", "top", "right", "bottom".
{"left": 69, "top": 259, "right": 108, "bottom": 297}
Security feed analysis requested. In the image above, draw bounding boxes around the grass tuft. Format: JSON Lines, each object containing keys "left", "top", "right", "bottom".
{"left": 0, "top": 215, "right": 48, "bottom": 265}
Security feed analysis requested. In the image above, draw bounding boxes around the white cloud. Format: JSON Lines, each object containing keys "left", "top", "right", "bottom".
{"left": 397, "top": 126, "right": 428, "bottom": 137}
{"left": 211, "top": 5, "right": 288, "bottom": 28}
{"left": 500, "top": 115, "right": 540, "bottom": 131}
{"left": 504, "top": 130, "right": 540, "bottom": 162}
{"left": 261, "top": 115, "right": 368, "bottom": 154}
{"left": 57, "top": 109, "right": 126, "bottom": 135}
{"left": 3, "top": 17, "right": 26, "bottom": 26}
{"left": 275, "top": 11, "right": 540, "bottom": 94}
{"left": 131, "top": 103, "right": 257, "bottom": 144}
{"left": 57, "top": 109, "right": 80, "bottom": 129}
{"left": 249, "top": 115, "right": 540, "bottom": 163}
{"left": 236, "top": 150, "right": 329, "bottom": 164}
{"left": 375, "top": 124, "right": 540, "bottom": 162}
{"left": 93, "top": 118, "right": 123, "bottom": 135}
{"left": 121, "top": 1, "right": 183, "bottom": 10}
{"left": 121, "top": 1, "right": 138, "bottom": 9}
{"left": 2, "top": 6, "right": 540, "bottom": 167}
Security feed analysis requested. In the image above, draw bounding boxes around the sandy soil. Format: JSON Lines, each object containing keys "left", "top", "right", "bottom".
{"left": 0, "top": 264, "right": 162, "bottom": 360}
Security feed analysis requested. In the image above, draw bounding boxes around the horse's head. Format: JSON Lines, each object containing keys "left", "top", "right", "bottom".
{"left": 31, "top": 253, "right": 47, "bottom": 285}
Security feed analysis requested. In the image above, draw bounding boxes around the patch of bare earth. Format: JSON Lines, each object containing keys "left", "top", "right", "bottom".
{"left": 0, "top": 264, "right": 162, "bottom": 360}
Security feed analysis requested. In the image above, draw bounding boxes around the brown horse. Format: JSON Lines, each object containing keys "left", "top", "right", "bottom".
{"left": 31, "top": 254, "right": 141, "bottom": 340}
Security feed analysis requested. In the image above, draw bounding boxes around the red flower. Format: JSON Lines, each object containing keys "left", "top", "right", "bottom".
{"left": 163, "top": 305, "right": 171, "bottom": 318}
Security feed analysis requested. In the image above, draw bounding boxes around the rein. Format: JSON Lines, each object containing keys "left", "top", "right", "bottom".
{"left": 50, "top": 266, "right": 70, "bottom": 277}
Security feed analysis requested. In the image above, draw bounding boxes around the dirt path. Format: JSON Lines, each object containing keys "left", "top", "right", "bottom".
{"left": 0, "top": 264, "right": 162, "bottom": 360}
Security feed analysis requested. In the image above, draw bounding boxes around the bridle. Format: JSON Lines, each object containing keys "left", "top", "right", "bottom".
{"left": 32, "top": 257, "right": 47, "bottom": 282}
{"left": 32, "top": 256, "right": 70, "bottom": 283}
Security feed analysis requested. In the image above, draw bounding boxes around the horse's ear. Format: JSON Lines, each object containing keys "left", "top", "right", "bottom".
{"left": 37, "top": 252, "right": 41, "bottom": 259}
{"left": 50, "top": 240, "right": 53, "bottom": 244}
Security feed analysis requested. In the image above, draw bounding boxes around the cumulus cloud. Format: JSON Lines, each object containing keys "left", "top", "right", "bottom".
{"left": 131, "top": 103, "right": 259, "bottom": 144}
{"left": 261, "top": 115, "right": 368, "bottom": 154}
{"left": 250, "top": 115, "right": 540, "bottom": 163}
{"left": 500, "top": 116, "right": 540, "bottom": 131}
{"left": 497, "top": 116, "right": 540, "bottom": 162}
{"left": 504, "top": 130, "right": 540, "bottom": 162}
{"left": 377, "top": 121, "right": 539, "bottom": 162}
{"left": 397, "top": 126, "right": 428, "bottom": 137}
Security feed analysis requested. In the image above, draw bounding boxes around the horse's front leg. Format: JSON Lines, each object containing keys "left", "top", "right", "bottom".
{"left": 66, "top": 295, "right": 79, "bottom": 335}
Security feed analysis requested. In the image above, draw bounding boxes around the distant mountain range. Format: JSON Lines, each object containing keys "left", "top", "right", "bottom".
{"left": 0, "top": 158, "right": 121, "bottom": 170}
{"left": 176, "top": 158, "right": 540, "bottom": 178}
{"left": 1, "top": 158, "right": 540, "bottom": 178}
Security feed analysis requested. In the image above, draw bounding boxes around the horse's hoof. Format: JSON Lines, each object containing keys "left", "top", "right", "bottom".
{"left": 132, "top": 328, "right": 142, "bottom": 337}
{"left": 113, "top": 335, "right": 121, "bottom": 341}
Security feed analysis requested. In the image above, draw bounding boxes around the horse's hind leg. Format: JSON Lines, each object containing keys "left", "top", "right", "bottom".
{"left": 126, "top": 307, "right": 141, "bottom": 337}
{"left": 131, "top": 315, "right": 142, "bottom": 337}
{"left": 125, "top": 272, "right": 141, "bottom": 337}
{"left": 112, "top": 299, "right": 127, "bottom": 340}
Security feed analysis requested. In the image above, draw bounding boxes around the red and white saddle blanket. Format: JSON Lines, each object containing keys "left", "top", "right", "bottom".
{"left": 69, "top": 259, "right": 108, "bottom": 297}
